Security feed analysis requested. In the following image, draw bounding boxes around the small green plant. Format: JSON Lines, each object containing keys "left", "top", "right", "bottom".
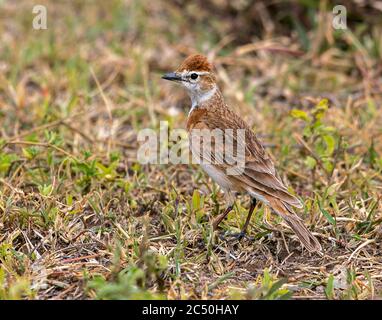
{"left": 88, "top": 266, "right": 165, "bottom": 300}
{"left": 324, "top": 268, "right": 375, "bottom": 300}
{"left": 341, "top": 269, "right": 362, "bottom": 300}
{"left": 0, "top": 267, "right": 34, "bottom": 300}
{"left": 291, "top": 99, "right": 343, "bottom": 233}
{"left": 230, "top": 269, "right": 292, "bottom": 300}
{"left": 325, "top": 274, "right": 335, "bottom": 299}
{"left": 87, "top": 243, "right": 168, "bottom": 300}
{"left": 291, "top": 99, "right": 340, "bottom": 175}
{"left": 0, "top": 152, "right": 19, "bottom": 176}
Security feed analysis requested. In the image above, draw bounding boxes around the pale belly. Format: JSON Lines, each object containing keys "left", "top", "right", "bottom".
{"left": 200, "top": 164, "right": 235, "bottom": 192}
{"left": 200, "top": 164, "right": 269, "bottom": 205}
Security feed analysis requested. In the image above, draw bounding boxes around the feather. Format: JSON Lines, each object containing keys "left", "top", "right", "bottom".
{"left": 266, "top": 197, "right": 322, "bottom": 252}
{"left": 171, "top": 54, "right": 322, "bottom": 252}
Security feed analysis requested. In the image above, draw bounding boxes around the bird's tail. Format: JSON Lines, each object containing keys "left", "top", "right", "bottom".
{"left": 266, "top": 197, "right": 322, "bottom": 253}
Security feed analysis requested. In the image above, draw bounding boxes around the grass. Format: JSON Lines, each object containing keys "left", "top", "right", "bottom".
{"left": 0, "top": 0, "right": 382, "bottom": 300}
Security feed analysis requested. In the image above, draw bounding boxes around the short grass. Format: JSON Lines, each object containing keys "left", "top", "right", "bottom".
{"left": 0, "top": 0, "right": 382, "bottom": 299}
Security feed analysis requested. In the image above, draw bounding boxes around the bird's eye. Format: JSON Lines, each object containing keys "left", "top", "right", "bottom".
{"left": 190, "top": 73, "right": 198, "bottom": 80}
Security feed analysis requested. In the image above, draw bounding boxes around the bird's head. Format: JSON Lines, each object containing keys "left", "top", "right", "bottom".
{"left": 162, "top": 54, "right": 217, "bottom": 107}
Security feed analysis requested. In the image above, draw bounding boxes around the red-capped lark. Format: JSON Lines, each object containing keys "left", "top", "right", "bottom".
{"left": 162, "top": 54, "right": 322, "bottom": 252}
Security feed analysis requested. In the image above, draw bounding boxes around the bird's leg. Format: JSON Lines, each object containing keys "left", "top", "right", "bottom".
{"left": 242, "top": 198, "right": 257, "bottom": 234}
{"left": 212, "top": 191, "right": 235, "bottom": 231}
{"left": 228, "top": 198, "right": 257, "bottom": 240}
{"left": 212, "top": 205, "right": 233, "bottom": 231}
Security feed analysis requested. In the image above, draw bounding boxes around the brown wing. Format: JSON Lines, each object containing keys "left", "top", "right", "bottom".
{"left": 189, "top": 107, "right": 321, "bottom": 252}
{"left": 189, "top": 107, "right": 302, "bottom": 208}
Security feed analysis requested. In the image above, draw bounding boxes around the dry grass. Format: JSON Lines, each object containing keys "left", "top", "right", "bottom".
{"left": 0, "top": 0, "right": 382, "bottom": 300}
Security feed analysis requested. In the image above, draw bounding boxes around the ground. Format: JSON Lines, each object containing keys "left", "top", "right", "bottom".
{"left": 0, "top": 0, "right": 381, "bottom": 299}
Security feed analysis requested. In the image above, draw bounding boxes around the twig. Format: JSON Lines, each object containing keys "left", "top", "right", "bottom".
{"left": 4, "top": 110, "right": 88, "bottom": 142}
{"left": 59, "top": 253, "right": 100, "bottom": 264}
{"left": 2, "top": 141, "right": 80, "bottom": 161}
{"left": 348, "top": 239, "right": 376, "bottom": 262}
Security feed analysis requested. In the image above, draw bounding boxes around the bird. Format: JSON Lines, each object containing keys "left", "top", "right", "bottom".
{"left": 162, "top": 54, "right": 322, "bottom": 252}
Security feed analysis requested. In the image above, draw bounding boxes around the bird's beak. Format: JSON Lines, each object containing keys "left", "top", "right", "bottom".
{"left": 162, "top": 72, "right": 182, "bottom": 82}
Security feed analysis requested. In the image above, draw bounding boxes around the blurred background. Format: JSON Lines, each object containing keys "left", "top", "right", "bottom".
{"left": 0, "top": 0, "right": 381, "bottom": 300}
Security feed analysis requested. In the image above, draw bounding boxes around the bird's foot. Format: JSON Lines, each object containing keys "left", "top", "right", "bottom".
{"left": 218, "top": 233, "right": 228, "bottom": 241}
{"left": 218, "top": 231, "right": 253, "bottom": 242}
{"left": 230, "top": 231, "right": 254, "bottom": 241}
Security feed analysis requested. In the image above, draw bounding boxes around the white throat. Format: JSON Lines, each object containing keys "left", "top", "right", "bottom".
{"left": 188, "top": 85, "right": 217, "bottom": 115}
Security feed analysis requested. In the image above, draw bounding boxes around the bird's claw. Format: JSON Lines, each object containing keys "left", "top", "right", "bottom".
{"left": 218, "top": 231, "right": 253, "bottom": 242}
